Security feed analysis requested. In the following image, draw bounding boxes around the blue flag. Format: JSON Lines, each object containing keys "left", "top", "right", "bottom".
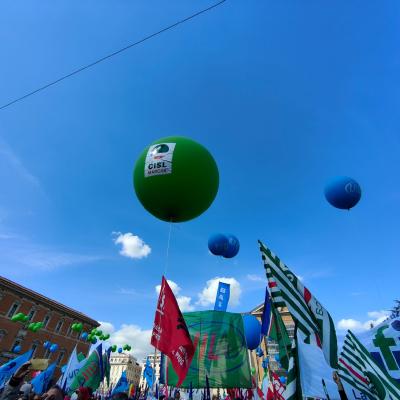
{"left": 31, "top": 363, "right": 57, "bottom": 394}
{"left": 112, "top": 370, "right": 129, "bottom": 395}
{"left": 213, "top": 282, "right": 230, "bottom": 311}
{"left": 260, "top": 287, "right": 271, "bottom": 336}
{"left": 143, "top": 357, "right": 154, "bottom": 388}
{"left": 0, "top": 350, "right": 33, "bottom": 389}
{"left": 56, "top": 346, "right": 85, "bottom": 393}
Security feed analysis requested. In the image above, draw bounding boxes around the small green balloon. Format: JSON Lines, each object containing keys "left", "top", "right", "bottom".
{"left": 251, "top": 367, "right": 256, "bottom": 375}
{"left": 95, "top": 330, "right": 102, "bottom": 337}
{"left": 22, "top": 315, "right": 29, "bottom": 322}
{"left": 111, "top": 345, "right": 117, "bottom": 352}
{"left": 133, "top": 136, "right": 219, "bottom": 222}
{"left": 77, "top": 323, "right": 83, "bottom": 331}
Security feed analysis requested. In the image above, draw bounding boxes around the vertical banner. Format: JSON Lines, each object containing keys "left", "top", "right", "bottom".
{"left": 213, "top": 282, "right": 230, "bottom": 312}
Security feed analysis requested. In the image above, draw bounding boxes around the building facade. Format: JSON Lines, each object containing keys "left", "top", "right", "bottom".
{"left": 0, "top": 276, "right": 99, "bottom": 379}
{"left": 250, "top": 303, "right": 295, "bottom": 385}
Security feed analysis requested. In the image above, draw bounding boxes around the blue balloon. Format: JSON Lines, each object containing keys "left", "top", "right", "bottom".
{"left": 49, "top": 344, "right": 58, "bottom": 353}
{"left": 13, "top": 345, "right": 21, "bottom": 353}
{"left": 43, "top": 341, "right": 51, "bottom": 349}
{"left": 274, "top": 354, "right": 280, "bottom": 362}
{"left": 262, "top": 358, "right": 269, "bottom": 369}
{"left": 324, "top": 177, "right": 361, "bottom": 210}
{"left": 81, "top": 332, "right": 88, "bottom": 340}
{"left": 208, "top": 234, "right": 228, "bottom": 256}
{"left": 223, "top": 234, "right": 240, "bottom": 258}
{"left": 256, "top": 347, "right": 264, "bottom": 357}
{"left": 118, "top": 347, "right": 123, "bottom": 353}
{"left": 279, "top": 376, "right": 286, "bottom": 384}
{"left": 242, "top": 314, "right": 261, "bottom": 350}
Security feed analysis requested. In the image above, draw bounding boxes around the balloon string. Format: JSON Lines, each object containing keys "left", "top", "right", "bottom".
{"left": 164, "top": 220, "right": 173, "bottom": 277}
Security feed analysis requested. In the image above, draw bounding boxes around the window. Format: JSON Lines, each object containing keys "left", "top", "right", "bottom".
{"left": 27, "top": 308, "right": 36, "bottom": 321}
{"left": 56, "top": 351, "right": 65, "bottom": 365}
{"left": 31, "top": 343, "right": 38, "bottom": 357}
{"left": 0, "top": 330, "right": 6, "bottom": 342}
{"left": 43, "top": 315, "right": 51, "bottom": 327}
{"left": 11, "top": 339, "right": 22, "bottom": 352}
{"left": 55, "top": 320, "right": 63, "bottom": 333}
{"left": 7, "top": 302, "right": 19, "bottom": 318}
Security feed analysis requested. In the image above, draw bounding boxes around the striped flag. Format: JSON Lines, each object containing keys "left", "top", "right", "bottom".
{"left": 338, "top": 330, "right": 400, "bottom": 399}
{"left": 283, "top": 331, "right": 301, "bottom": 400}
{"left": 259, "top": 240, "right": 338, "bottom": 368}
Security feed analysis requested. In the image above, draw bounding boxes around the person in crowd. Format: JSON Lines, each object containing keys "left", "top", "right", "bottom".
{"left": 110, "top": 393, "right": 127, "bottom": 400}
{"left": 76, "top": 388, "right": 90, "bottom": 400}
{"left": 333, "top": 371, "right": 348, "bottom": 400}
{"left": 41, "top": 385, "right": 64, "bottom": 400}
{"left": 0, "top": 362, "right": 31, "bottom": 400}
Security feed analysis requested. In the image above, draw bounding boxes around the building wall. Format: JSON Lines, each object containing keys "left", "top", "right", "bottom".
{"left": 0, "top": 276, "right": 99, "bottom": 380}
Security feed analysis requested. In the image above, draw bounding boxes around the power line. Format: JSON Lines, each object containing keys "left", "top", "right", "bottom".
{"left": 0, "top": 0, "right": 226, "bottom": 112}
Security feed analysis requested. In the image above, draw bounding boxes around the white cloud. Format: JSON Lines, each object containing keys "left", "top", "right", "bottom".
{"left": 155, "top": 280, "right": 194, "bottom": 312}
{"left": 197, "top": 277, "right": 241, "bottom": 307}
{"left": 246, "top": 274, "right": 263, "bottom": 282}
{"left": 98, "top": 321, "right": 152, "bottom": 361}
{"left": 337, "top": 310, "right": 390, "bottom": 333}
{"left": 113, "top": 232, "right": 151, "bottom": 259}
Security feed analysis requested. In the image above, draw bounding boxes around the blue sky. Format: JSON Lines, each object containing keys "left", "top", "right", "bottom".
{"left": 1, "top": 0, "right": 399, "bottom": 359}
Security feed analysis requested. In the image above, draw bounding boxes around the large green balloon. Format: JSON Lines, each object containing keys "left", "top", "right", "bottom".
{"left": 133, "top": 136, "right": 219, "bottom": 222}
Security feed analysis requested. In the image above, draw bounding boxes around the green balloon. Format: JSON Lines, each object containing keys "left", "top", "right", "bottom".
{"left": 251, "top": 367, "right": 256, "bottom": 375}
{"left": 77, "top": 323, "right": 83, "bottom": 331}
{"left": 22, "top": 315, "right": 29, "bottom": 322}
{"left": 95, "top": 330, "right": 102, "bottom": 337}
{"left": 133, "top": 136, "right": 219, "bottom": 222}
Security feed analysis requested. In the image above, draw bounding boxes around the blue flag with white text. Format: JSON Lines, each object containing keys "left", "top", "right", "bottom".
{"left": 56, "top": 346, "right": 85, "bottom": 393}
{"left": 31, "top": 363, "right": 57, "bottom": 394}
{"left": 0, "top": 349, "right": 33, "bottom": 389}
{"left": 213, "top": 282, "right": 230, "bottom": 312}
{"left": 143, "top": 357, "right": 154, "bottom": 388}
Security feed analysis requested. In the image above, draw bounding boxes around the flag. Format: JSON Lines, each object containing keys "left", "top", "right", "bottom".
{"left": 103, "top": 347, "right": 112, "bottom": 386}
{"left": 68, "top": 344, "right": 103, "bottom": 394}
{"left": 282, "top": 332, "right": 301, "bottom": 400}
{"left": 112, "top": 371, "right": 129, "bottom": 395}
{"left": 270, "top": 373, "right": 285, "bottom": 400}
{"left": 259, "top": 240, "right": 338, "bottom": 368}
{"left": 261, "top": 287, "right": 271, "bottom": 337}
{"left": 0, "top": 349, "right": 33, "bottom": 389}
{"left": 268, "top": 299, "right": 291, "bottom": 371}
{"left": 151, "top": 276, "right": 195, "bottom": 386}
{"left": 143, "top": 357, "right": 154, "bottom": 388}
{"left": 57, "top": 346, "right": 86, "bottom": 393}
{"left": 338, "top": 330, "right": 400, "bottom": 399}
{"left": 31, "top": 363, "right": 57, "bottom": 394}
{"left": 214, "top": 282, "right": 230, "bottom": 312}
{"left": 128, "top": 383, "right": 135, "bottom": 398}
{"left": 166, "top": 311, "right": 252, "bottom": 388}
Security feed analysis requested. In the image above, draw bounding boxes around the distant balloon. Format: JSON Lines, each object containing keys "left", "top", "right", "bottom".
{"left": 118, "top": 348, "right": 123, "bottom": 353}
{"left": 81, "top": 332, "right": 88, "bottom": 340}
{"left": 279, "top": 376, "right": 286, "bottom": 384}
{"left": 208, "top": 234, "right": 228, "bottom": 256}
{"left": 43, "top": 341, "right": 51, "bottom": 349}
{"left": 13, "top": 345, "right": 21, "bottom": 353}
{"left": 49, "top": 344, "right": 58, "bottom": 353}
{"left": 223, "top": 234, "right": 240, "bottom": 258}
{"left": 242, "top": 314, "right": 261, "bottom": 350}
{"left": 274, "top": 354, "right": 280, "bottom": 362}
{"left": 250, "top": 367, "right": 256, "bottom": 375}
{"left": 324, "top": 177, "right": 361, "bottom": 210}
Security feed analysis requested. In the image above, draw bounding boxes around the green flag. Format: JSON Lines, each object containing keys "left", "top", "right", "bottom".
{"left": 167, "top": 311, "right": 252, "bottom": 388}
{"left": 269, "top": 301, "right": 291, "bottom": 370}
{"left": 69, "top": 344, "right": 103, "bottom": 394}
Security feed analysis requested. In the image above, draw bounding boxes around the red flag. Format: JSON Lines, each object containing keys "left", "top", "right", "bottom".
{"left": 151, "top": 276, "right": 195, "bottom": 386}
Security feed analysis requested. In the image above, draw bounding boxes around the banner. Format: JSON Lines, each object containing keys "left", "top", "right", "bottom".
{"left": 112, "top": 371, "right": 129, "bottom": 395}
{"left": 31, "top": 363, "right": 57, "bottom": 394}
{"left": 213, "top": 282, "right": 230, "bottom": 312}
{"left": 167, "top": 311, "right": 252, "bottom": 388}
{"left": 57, "top": 346, "right": 86, "bottom": 392}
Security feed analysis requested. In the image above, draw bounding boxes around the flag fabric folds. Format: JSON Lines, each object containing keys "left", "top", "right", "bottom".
{"left": 31, "top": 363, "right": 57, "bottom": 394}
{"left": 57, "top": 346, "right": 85, "bottom": 393}
{"left": 151, "top": 276, "right": 195, "bottom": 386}
{"left": 283, "top": 331, "right": 301, "bottom": 400}
{"left": 103, "top": 347, "right": 111, "bottom": 387}
{"left": 214, "top": 282, "right": 230, "bottom": 312}
{"left": 68, "top": 344, "right": 103, "bottom": 394}
{"left": 0, "top": 350, "right": 33, "bottom": 389}
{"left": 112, "top": 370, "right": 129, "bottom": 395}
{"left": 338, "top": 330, "right": 400, "bottom": 399}
{"left": 259, "top": 240, "right": 338, "bottom": 368}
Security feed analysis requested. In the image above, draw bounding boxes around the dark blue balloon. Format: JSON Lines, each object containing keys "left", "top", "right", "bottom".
{"left": 208, "top": 234, "right": 228, "bottom": 256}
{"left": 242, "top": 314, "right": 261, "bottom": 350}
{"left": 324, "top": 177, "right": 362, "bottom": 210}
{"left": 13, "top": 345, "right": 21, "bottom": 353}
{"left": 43, "top": 341, "right": 50, "bottom": 349}
{"left": 279, "top": 376, "right": 286, "bottom": 384}
{"left": 118, "top": 347, "right": 123, "bottom": 353}
{"left": 223, "top": 234, "right": 240, "bottom": 258}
